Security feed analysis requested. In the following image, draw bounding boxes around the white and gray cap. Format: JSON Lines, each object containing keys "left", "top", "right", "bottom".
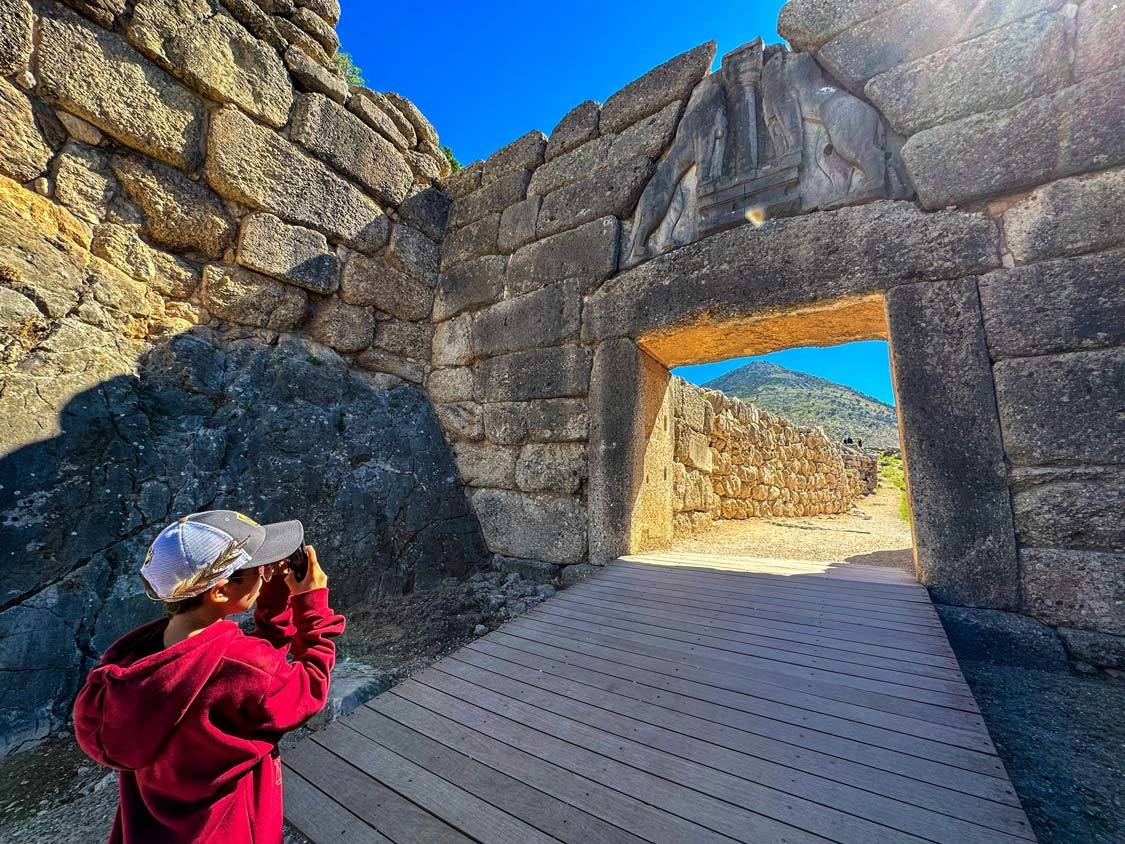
{"left": 141, "top": 511, "right": 303, "bottom": 602}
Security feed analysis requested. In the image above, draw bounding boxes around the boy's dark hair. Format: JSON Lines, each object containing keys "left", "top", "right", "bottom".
{"left": 163, "top": 594, "right": 205, "bottom": 617}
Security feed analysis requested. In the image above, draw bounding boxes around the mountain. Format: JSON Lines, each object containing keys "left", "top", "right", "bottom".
{"left": 703, "top": 361, "right": 900, "bottom": 451}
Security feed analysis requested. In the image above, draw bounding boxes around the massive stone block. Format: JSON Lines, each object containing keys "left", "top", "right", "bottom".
{"left": 431, "top": 313, "right": 472, "bottom": 367}
{"left": 453, "top": 442, "right": 518, "bottom": 489}
{"left": 507, "top": 216, "right": 620, "bottom": 296}
{"left": 441, "top": 213, "right": 500, "bottom": 270}
{"left": 0, "top": 0, "right": 32, "bottom": 77}
{"left": 0, "top": 79, "right": 54, "bottom": 183}
{"left": 979, "top": 250, "right": 1125, "bottom": 360}
{"left": 347, "top": 89, "right": 411, "bottom": 149}
{"left": 481, "top": 130, "right": 546, "bottom": 186}
{"left": 236, "top": 213, "right": 340, "bottom": 294}
{"left": 902, "top": 67, "right": 1125, "bottom": 209}
{"left": 1021, "top": 549, "right": 1125, "bottom": 635}
{"left": 483, "top": 399, "right": 589, "bottom": 445}
{"left": 341, "top": 252, "right": 432, "bottom": 320}
{"left": 371, "top": 319, "right": 432, "bottom": 360}
{"left": 91, "top": 223, "right": 200, "bottom": 298}
{"left": 497, "top": 197, "right": 540, "bottom": 254}
{"left": 449, "top": 169, "right": 530, "bottom": 231}
{"left": 994, "top": 347, "right": 1125, "bottom": 466}
{"left": 383, "top": 92, "right": 440, "bottom": 151}
{"left": 546, "top": 99, "right": 599, "bottom": 161}
{"left": 1075, "top": 0, "right": 1125, "bottom": 80}
{"left": 432, "top": 255, "right": 506, "bottom": 322}
{"left": 1011, "top": 467, "right": 1125, "bottom": 551}
{"left": 468, "top": 488, "right": 587, "bottom": 564}
{"left": 536, "top": 155, "right": 654, "bottom": 239}
{"left": 286, "top": 46, "right": 348, "bottom": 103}
{"left": 290, "top": 93, "right": 413, "bottom": 207}
{"left": 471, "top": 279, "right": 580, "bottom": 358}
{"left": 200, "top": 263, "right": 306, "bottom": 328}
{"left": 307, "top": 298, "right": 374, "bottom": 353}
{"left": 35, "top": 3, "right": 205, "bottom": 172}
{"left": 865, "top": 11, "right": 1070, "bottom": 136}
{"left": 516, "top": 443, "right": 587, "bottom": 493}
{"left": 399, "top": 184, "right": 451, "bottom": 244}
{"left": 387, "top": 225, "right": 440, "bottom": 286}
{"left": 886, "top": 278, "right": 1018, "bottom": 609}
{"left": 778, "top": 0, "right": 904, "bottom": 49}
{"left": 475, "top": 345, "right": 591, "bottom": 402}
{"left": 600, "top": 41, "right": 714, "bottom": 134}
{"left": 206, "top": 106, "right": 390, "bottom": 254}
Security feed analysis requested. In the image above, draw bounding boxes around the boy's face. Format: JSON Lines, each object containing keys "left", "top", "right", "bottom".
{"left": 218, "top": 565, "right": 270, "bottom": 613}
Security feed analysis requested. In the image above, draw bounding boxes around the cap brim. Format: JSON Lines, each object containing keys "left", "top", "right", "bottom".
{"left": 242, "top": 520, "right": 304, "bottom": 567}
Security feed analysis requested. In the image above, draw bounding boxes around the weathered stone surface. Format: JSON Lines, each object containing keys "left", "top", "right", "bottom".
{"left": 450, "top": 169, "right": 530, "bottom": 230}
{"left": 340, "top": 252, "right": 431, "bottom": 319}
{"left": 291, "top": 6, "right": 338, "bottom": 56}
{"left": 285, "top": 45, "right": 348, "bottom": 103}
{"left": 516, "top": 443, "right": 587, "bottom": 493}
{"left": 903, "top": 67, "right": 1125, "bottom": 209}
{"left": 471, "top": 279, "right": 580, "bottom": 358}
{"left": 584, "top": 202, "right": 999, "bottom": 343}
{"left": 1011, "top": 466, "right": 1125, "bottom": 550}
{"left": 383, "top": 91, "right": 439, "bottom": 150}
{"left": 218, "top": 0, "right": 286, "bottom": 50}
{"left": 537, "top": 155, "right": 654, "bottom": 238}
{"left": 236, "top": 213, "right": 339, "bottom": 293}
{"left": 674, "top": 422, "right": 713, "bottom": 473}
{"left": 817, "top": 0, "right": 1063, "bottom": 91}
{"left": 979, "top": 250, "right": 1125, "bottom": 359}
{"left": 307, "top": 298, "right": 373, "bottom": 353}
{"left": 354, "top": 347, "right": 424, "bottom": 384}
{"left": 435, "top": 401, "right": 484, "bottom": 441}
{"left": 482, "top": 130, "right": 546, "bottom": 186}
{"left": 483, "top": 399, "right": 589, "bottom": 445}
{"left": 388, "top": 225, "right": 440, "bottom": 285}
{"left": 1058, "top": 627, "right": 1125, "bottom": 669}
{"left": 441, "top": 212, "right": 500, "bottom": 270}
{"left": 56, "top": 111, "right": 105, "bottom": 146}
{"left": 0, "top": 0, "right": 32, "bottom": 77}
{"left": 0, "top": 80, "right": 53, "bottom": 183}
{"left": 886, "top": 278, "right": 1018, "bottom": 609}
{"left": 290, "top": 94, "right": 412, "bottom": 207}
{"left": 371, "top": 318, "right": 432, "bottom": 359}
{"left": 1022, "top": 548, "right": 1124, "bottom": 635}
{"left": 431, "top": 313, "right": 473, "bottom": 367}
{"left": 498, "top": 196, "right": 540, "bottom": 254}
{"left": 546, "top": 99, "right": 600, "bottom": 162}
{"left": 1075, "top": 0, "right": 1125, "bottom": 80}
{"left": 347, "top": 89, "right": 410, "bottom": 149}
{"left": 426, "top": 367, "right": 474, "bottom": 403}
{"left": 560, "top": 563, "right": 598, "bottom": 585}
{"left": 404, "top": 149, "right": 443, "bottom": 184}
{"left": 398, "top": 185, "right": 451, "bottom": 243}
{"left": 128, "top": 0, "right": 293, "bottom": 129}
{"left": 508, "top": 216, "right": 619, "bottom": 296}
{"left": 53, "top": 143, "right": 113, "bottom": 225}
{"left": 298, "top": 0, "right": 340, "bottom": 26}
{"left": 445, "top": 160, "right": 482, "bottom": 199}
{"left": 110, "top": 153, "right": 234, "bottom": 259}
{"left": 206, "top": 106, "right": 390, "bottom": 254}
{"left": 994, "top": 348, "right": 1125, "bottom": 466}
{"left": 453, "top": 442, "right": 518, "bottom": 488}
{"left": 491, "top": 554, "right": 560, "bottom": 584}
{"left": 272, "top": 16, "right": 328, "bottom": 66}
{"left": 201, "top": 263, "right": 306, "bottom": 328}
{"left": 36, "top": 4, "right": 205, "bottom": 172}
{"left": 529, "top": 135, "right": 611, "bottom": 197}
{"left": 777, "top": 0, "right": 904, "bottom": 50}
{"left": 1001, "top": 167, "right": 1125, "bottom": 263}
{"left": 865, "top": 11, "right": 1070, "bottom": 136}
{"left": 91, "top": 223, "right": 200, "bottom": 298}
{"left": 433, "top": 255, "right": 506, "bottom": 322}
{"left": 475, "top": 345, "right": 591, "bottom": 402}
{"left": 600, "top": 41, "right": 714, "bottom": 135}
{"left": 469, "top": 488, "right": 587, "bottom": 565}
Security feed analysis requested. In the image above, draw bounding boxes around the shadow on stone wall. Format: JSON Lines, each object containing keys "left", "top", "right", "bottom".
{"left": 0, "top": 326, "right": 487, "bottom": 756}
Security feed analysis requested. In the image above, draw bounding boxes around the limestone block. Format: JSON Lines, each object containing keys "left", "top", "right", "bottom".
{"left": 307, "top": 298, "right": 373, "bottom": 353}
{"left": 1075, "top": 0, "right": 1125, "bottom": 80}
{"left": 218, "top": 0, "right": 286, "bottom": 50}
{"left": 481, "top": 130, "right": 546, "bottom": 186}
{"left": 1011, "top": 467, "right": 1125, "bottom": 551}
{"left": 777, "top": 0, "right": 904, "bottom": 50}
{"left": 529, "top": 136, "right": 611, "bottom": 197}
{"left": 111, "top": 153, "right": 235, "bottom": 259}
{"left": 600, "top": 41, "right": 715, "bottom": 134}
{"left": 398, "top": 184, "right": 451, "bottom": 243}
{"left": 469, "top": 488, "right": 587, "bottom": 564}
{"left": 433, "top": 255, "right": 506, "bottom": 322}
{"left": 426, "top": 367, "right": 474, "bottom": 404}
{"left": 371, "top": 319, "right": 432, "bottom": 360}
{"left": 507, "top": 216, "right": 619, "bottom": 296}
{"left": 608, "top": 99, "right": 682, "bottom": 162}
{"left": 1021, "top": 548, "right": 1125, "bottom": 635}
{"left": 56, "top": 111, "right": 104, "bottom": 146}
{"left": 1001, "top": 167, "right": 1125, "bottom": 263}
{"left": 674, "top": 422, "right": 713, "bottom": 473}
{"left": 441, "top": 213, "right": 500, "bottom": 271}
{"left": 206, "top": 107, "right": 389, "bottom": 254}
{"left": 285, "top": 46, "right": 348, "bottom": 103}
{"left": 128, "top": 0, "right": 294, "bottom": 129}
{"left": 53, "top": 143, "right": 113, "bottom": 225}
{"left": 298, "top": 0, "right": 340, "bottom": 26}
{"left": 272, "top": 16, "right": 329, "bottom": 67}
{"left": 0, "top": 0, "right": 32, "bottom": 77}
{"left": 431, "top": 313, "right": 473, "bottom": 367}
{"left": 536, "top": 155, "right": 654, "bottom": 239}
{"left": 91, "top": 222, "right": 200, "bottom": 298}
{"left": 449, "top": 169, "right": 530, "bottom": 230}
{"left": 353, "top": 348, "right": 424, "bottom": 384}
{"left": 492, "top": 554, "right": 561, "bottom": 584}
{"left": 994, "top": 347, "right": 1125, "bottom": 466}
{"left": 383, "top": 92, "right": 440, "bottom": 151}
{"left": 979, "top": 250, "right": 1125, "bottom": 360}
{"left": 346, "top": 89, "right": 409, "bottom": 149}
{"left": 902, "top": 67, "right": 1125, "bottom": 209}
{"left": 498, "top": 196, "right": 540, "bottom": 254}
{"left": 546, "top": 99, "right": 599, "bottom": 161}
{"left": 886, "top": 277, "right": 1018, "bottom": 609}
{"left": 387, "top": 224, "right": 441, "bottom": 287}
{"left": 404, "top": 149, "right": 443, "bottom": 184}
{"left": 865, "top": 11, "right": 1070, "bottom": 136}
{"left": 340, "top": 251, "right": 431, "bottom": 319}
{"left": 237, "top": 213, "right": 339, "bottom": 293}
{"left": 36, "top": 4, "right": 205, "bottom": 172}
{"left": 454, "top": 442, "right": 519, "bottom": 488}
{"left": 516, "top": 443, "right": 587, "bottom": 493}
{"left": 445, "top": 161, "right": 482, "bottom": 199}
{"left": 290, "top": 93, "right": 412, "bottom": 207}
{"left": 200, "top": 263, "right": 306, "bottom": 328}
{"left": 475, "top": 346, "right": 591, "bottom": 402}
{"left": 435, "top": 401, "right": 483, "bottom": 442}
{"left": 483, "top": 399, "right": 589, "bottom": 444}
{"left": 471, "top": 279, "right": 580, "bottom": 358}
{"left": 291, "top": 6, "right": 338, "bottom": 56}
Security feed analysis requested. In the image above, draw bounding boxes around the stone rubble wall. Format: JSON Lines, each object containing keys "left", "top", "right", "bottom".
{"left": 668, "top": 377, "right": 873, "bottom": 537}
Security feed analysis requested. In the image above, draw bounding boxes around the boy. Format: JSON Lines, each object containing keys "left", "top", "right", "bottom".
{"left": 73, "top": 510, "right": 346, "bottom": 843}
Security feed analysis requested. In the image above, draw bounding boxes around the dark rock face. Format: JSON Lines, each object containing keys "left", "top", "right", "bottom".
{"left": 0, "top": 327, "right": 487, "bottom": 755}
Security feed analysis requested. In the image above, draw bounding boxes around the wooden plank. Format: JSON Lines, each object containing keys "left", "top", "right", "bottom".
{"left": 416, "top": 666, "right": 938, "bottom": 844}
{"left": 442, "top": 651, "right": 1035, "bottom": 843}
{"left": 284, "top": 735, "right": 474, "bottom": 844}
{"left": 393, "top": 679, "right": 834, "bottom": 844}
{"left": 342, "top": 705, "right": 649, "bottom": 844}
{"left": 622, "top": 554, "right": 926, "bottom": 587}
{"left": 367, "top": 692, "right": 742, "bottom": 844}
{"left": 283, "top": 768, "right": 394, "bottom": 844}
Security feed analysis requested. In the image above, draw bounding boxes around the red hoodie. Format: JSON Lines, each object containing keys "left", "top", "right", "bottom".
{"left": 73, "top": 579, "right": 345, "bottom": 844}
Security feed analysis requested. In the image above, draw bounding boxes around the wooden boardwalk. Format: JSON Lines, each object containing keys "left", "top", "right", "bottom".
{"left": 284, "top": 553, "right": 1036, "bottom": 844}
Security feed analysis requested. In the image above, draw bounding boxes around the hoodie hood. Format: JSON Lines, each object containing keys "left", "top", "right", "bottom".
{"left": 74, "top": 618, "right": 242, "bottom": 770}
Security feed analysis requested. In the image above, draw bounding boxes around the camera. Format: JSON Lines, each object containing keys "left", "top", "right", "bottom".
{"left": 286, "top": 542, "right": 309, "bottom": 581}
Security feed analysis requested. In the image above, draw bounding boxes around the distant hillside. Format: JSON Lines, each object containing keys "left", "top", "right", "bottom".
{"left": 704, "top": 361, "right": 900, "bottom": 450}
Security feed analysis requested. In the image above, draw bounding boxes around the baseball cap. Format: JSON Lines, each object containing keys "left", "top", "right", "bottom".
{"left": 141, "top": 511, "right": 304, "bottom": 602}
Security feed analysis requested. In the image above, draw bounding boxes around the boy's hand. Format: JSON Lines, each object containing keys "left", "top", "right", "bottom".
{"left": 286, "top": 545, "right": 328, "bottom": 594}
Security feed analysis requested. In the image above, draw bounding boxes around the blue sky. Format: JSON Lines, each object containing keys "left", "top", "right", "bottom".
{"left": 336, "top": 2, "right": 893, "bottom": 404}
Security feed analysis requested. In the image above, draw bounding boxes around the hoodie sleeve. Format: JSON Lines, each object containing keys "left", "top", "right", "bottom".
{"left": 251, "top": 588, "right": 346, "bottom": 733}
{"left": 250, "top": 575, "right": 296, "bottom": 653}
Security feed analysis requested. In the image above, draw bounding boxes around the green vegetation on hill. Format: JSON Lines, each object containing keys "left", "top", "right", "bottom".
{"left": 879, "top": 453, "right": 911, "bottom": 523}
{"left": 704, "top": 361, "right": 900, "bottom": 451}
